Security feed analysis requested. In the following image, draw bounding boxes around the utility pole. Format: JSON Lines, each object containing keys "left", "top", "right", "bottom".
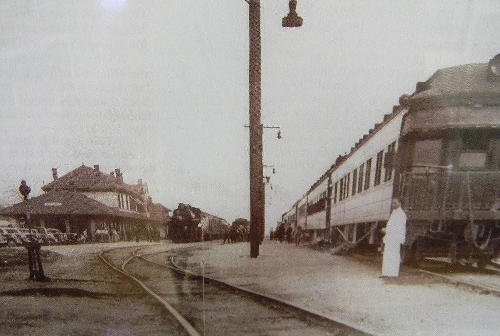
{"left": 248, "top": 0, "right": 264, "bottom": 258}
{"left": 248, "top": 0, "right": 302, "bottom": 258}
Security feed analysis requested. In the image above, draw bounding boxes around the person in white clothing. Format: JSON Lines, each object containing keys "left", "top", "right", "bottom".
{"left": 382, "top": 199, "right": 407, "bottom": 277}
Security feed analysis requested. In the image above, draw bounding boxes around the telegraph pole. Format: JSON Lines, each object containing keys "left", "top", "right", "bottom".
{"left": 248, "top": 0, "right": 264, "bottom": 258}
{"left": 248, "top": 0, "right": 302, "bottom": 258}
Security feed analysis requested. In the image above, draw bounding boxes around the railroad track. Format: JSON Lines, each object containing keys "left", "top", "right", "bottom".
{"left": 416, "top": 258, "right": 500, "bottom": 297}
{"left": 100, "top": 245, "right": 372, "bottom": 336}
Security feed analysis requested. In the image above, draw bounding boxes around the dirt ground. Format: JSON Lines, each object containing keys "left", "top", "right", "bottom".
{"left": 0, "top": 242, "right": 183, "bottom": 336}
{"left": 182, "top": 240, "right": 500, "bottom": 336}
{"left": 3, "top": 240, "right": 499, "bottom": 336}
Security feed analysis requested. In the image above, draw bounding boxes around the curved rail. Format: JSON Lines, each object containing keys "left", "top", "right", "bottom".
{"left": 138, "top": 250, "right": 374, "bottom": 336}
{"left": 99, "top": 246, "right": 201, "bottom": 336}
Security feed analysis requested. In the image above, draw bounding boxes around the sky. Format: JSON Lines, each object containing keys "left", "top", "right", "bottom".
{"left": 0, "top": 0, "right": 499, "bottom": 230}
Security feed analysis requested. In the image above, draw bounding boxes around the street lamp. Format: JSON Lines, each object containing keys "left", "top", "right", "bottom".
{"left": 247, "top": 0, "right": 302, "bottom": 258}
{"left": 282, "top": 0, "right": 303, "bottom": 27}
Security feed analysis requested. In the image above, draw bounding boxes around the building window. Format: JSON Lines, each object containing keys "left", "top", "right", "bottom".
{"left": 358, "top": 163, "right": 364, "bottom": 193}
{"left": 352, "top": 169, "right": 358, "bottom": 196}
{"left": 117, "top": 194, "right": 121, "bottom": 208}
{"left": 375, "top": 150, "right": 383, "bottom": 186}
{"left": 364, "top": 158, "right": 372, "bottom": 190}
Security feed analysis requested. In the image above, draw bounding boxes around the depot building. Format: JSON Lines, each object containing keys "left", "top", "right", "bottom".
{"left": 0, "top": 164, "right": 169, "bottom": 241}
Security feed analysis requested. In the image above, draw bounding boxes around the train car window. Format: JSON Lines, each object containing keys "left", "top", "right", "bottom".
{"left": 412, "top": 139, "right": 442, "bottom": 169}
{"left": 345, "top": 177, "right": 348, "bottom": 199}
{"left": 352, "top": 169, "right": 357, "bottom": 195}
{"left": 339, "top": 178, "right": 344, "bottom": 201}
{"left": 364, "top": 159, "right": 372, "bottom": 190}
{"left": 459, "top": 153, "right": 487, "bottom": 168}
{"left": 490, "top": 138, "right": 500, "bottom": 170}
{"left": 358, "top": 163, "right": 364, "bottom": 193}
{"left": 462, "top": 130, "right": 488, "bottom": 151}
{"left": 384, "top": 142, "right": 396, "bottom": 181}
{"left": 375, "top": 151, "right": 383, "bottom": 186}
{"left": 342, "top": 176, "right": 346, "bottom": 199}
{"left": 333, "top": 182, "right": 338, "bottom": 204}
{"left": 458, "top": 131, "right": 492, "bottom": 169}
{"left": 346, "top": 173, "right": 350, "bottom": 199}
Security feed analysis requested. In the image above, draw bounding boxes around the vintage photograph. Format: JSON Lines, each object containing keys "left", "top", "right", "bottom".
{"left": 0, "top": 1, "right": 499, "bottom": 335}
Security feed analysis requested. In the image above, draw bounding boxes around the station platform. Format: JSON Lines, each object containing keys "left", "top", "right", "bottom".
{"left": 181, "top": 240, "right": 499, "bottom": 336}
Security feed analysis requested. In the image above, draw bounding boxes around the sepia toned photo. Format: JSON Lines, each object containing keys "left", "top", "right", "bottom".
{"left": 0, "top": 1, "right": 499, "bottom": 335}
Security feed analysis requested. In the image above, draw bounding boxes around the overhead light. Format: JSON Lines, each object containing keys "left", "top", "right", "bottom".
{"left": 282, "top": 0, "right": 303, "bottom": 28}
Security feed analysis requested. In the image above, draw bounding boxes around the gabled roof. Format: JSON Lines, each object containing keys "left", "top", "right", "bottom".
{"left": 0, "top": 190, "right": 111, "bottom": 216}
{"left": 0, "top": 190, "right": 150, "bottom": 220}
{"left": 42, "top": 165, "right": 140, "bottom": 197}
{"left": 149, "top": 203, "right": 170, "bottom": 222}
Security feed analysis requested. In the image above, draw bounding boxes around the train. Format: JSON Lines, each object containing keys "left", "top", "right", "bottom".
{"left": 281, "top": 55, "right": 500, "bottom": 266}
{"left": 168, "top": 203, "right": 229, "bottom": 243}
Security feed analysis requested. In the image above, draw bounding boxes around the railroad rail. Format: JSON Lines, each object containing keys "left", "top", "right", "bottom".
{"left": 416, "top": 258, "right": 500, "bottom": 297}
{"left": 99, "top": 245, "right": 200, "bottom": 336}
{"left": 100, "top": 245, "right": 372, "bottom": 336}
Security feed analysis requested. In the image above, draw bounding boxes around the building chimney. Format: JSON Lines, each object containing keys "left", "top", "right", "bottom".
{"left": 52, "top": 168, "right": 58, "bottom": 181}
{"left": 110, "top": 171, "right": 115, "bottom": 177}
{"left": 93, "top": 164, "right": 100, "bottom": 172}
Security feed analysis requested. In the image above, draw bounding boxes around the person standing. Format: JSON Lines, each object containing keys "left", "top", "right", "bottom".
{"left": 382, "top": 199, "right": 407, "bottom": 277}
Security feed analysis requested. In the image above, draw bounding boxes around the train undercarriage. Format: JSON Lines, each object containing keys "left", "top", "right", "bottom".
{"left": 327, "top": 218, "right": 500, "bottom": 268}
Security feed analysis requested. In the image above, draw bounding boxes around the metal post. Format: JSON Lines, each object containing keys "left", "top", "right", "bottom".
{"left": 249, "top": 0, "right": 264, "bottom": 257}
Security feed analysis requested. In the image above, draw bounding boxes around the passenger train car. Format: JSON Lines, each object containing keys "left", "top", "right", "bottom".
{"left": 168, "top": 203, "right": 229, "bottom": 243}
{"left": 282, "top": 55, "right": 500, "bottom": 265}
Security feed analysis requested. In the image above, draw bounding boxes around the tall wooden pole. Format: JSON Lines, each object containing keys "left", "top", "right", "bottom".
{"left": 249, "top": 0, "right": 264, "bottom": 258}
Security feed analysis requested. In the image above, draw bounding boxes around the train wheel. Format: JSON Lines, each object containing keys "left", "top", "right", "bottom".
{"left": 464, "top": 222, "right": 493, "bottom": 251}
{"left": 476, "top": 254, "right": 490, "bottom": 269}
{"left": 403, "top": 240, "right": 424, "bottom": 266}
{"left": 448, "top": 239, "right": 458, "bottom": 266}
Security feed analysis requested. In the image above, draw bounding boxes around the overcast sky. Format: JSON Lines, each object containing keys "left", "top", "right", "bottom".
{"left": 0, "top": 0, "right": 499, "bottom": 229}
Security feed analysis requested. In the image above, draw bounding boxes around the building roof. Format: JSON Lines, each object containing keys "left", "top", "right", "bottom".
{"left": 0, "top": 190, "right": 148, "bottom": 220}
{"left": 42, "top": 165, "right": 141, "bottom": 197}
{"left": 149, "top": 203, "right": 170, "bottom": 222}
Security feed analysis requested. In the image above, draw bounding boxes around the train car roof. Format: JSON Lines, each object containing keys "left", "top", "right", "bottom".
{"left": 305, "top": 103, "right": 407, "bottom": 195}
{"left": 411, "top": 59, "right": 500, "bottom": 106}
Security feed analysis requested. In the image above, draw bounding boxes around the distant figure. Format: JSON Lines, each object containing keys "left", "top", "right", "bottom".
{"left": 295, "top": 226, "right": 302, "bottom": 246}
{"left": 286, "top": 226, "right": 292, "bottom": 243}
{"left": 78, "top": 230, "right": 88, "bottom": 243}
{"left": 277, "top": 225, "right": 284, "bottom": 243}
{"left": 223, "top": 230, "right": 230, "bottom": 244}
{"left": 111, "top": 228, "right": 119, "bottom": 242}
{"left": 382, "top": 199, "right": 407, "bottom": 277}
{"left": 270, "top": 229, "right": 274, "bottom": 241}
{"left": 19, "top": 180, "right": 31, "bottom": 200}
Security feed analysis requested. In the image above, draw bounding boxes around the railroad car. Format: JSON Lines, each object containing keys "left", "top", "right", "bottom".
{"left": 168, "top": 203, "right": 229, "bottom": 243}
{"left": 283, "top": 55, "right": 500, "bottom": 265}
